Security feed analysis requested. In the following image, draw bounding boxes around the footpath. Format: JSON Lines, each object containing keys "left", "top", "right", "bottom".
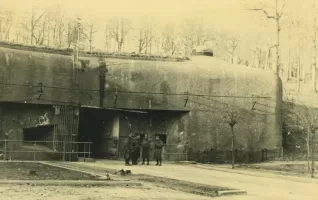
{"left": 65, "top": 160, "right": 318, "bottom": 200}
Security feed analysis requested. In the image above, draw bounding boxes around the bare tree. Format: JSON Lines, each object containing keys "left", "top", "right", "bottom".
{"left": 222, "top": 104, "right": 240, "bottom": 169}
{"left": 161, "top": 23, "right": 181, "bottom": 55}
{"left": 180, "top": 17, "right": 214, "bottom": 55}
{"left": 287, "top": 102, "right": 318, "bottom": 178}
{"left": 21, "top": 6, "right": 48, "bottom": 45}
{"left": 65, "top": 18, "right": 86, "bottom": 49}
{"left": 66, "top": 19, "right": 75, "bottom": 48}
{"left": 136, "top": 27, "right": 147, "bottom": 53}
{"left": 86, "top": 22, "right": 97, "bottom": 52}
{"left": 247, "top": 0, "right": 287, "bottom": 77}
{"left": 104, "top": 23, "right": 112, "bottom": 52}
{"left": 107, "top": 17, "right": 132, "bottom": 52}
{"left": 252, "top": 38, "right": 267, "bottom": 69}
{"left": 33, "top": 12, "right": 49, "bottom": 45}
{"left": 56, "top": 17, "right": 65, "bottom": 48}
{"left": 220, "top": 36, "right": 239, "bottom": 64}
{"left": 0, "top": 9, "right": 15, "bottom": 41}
{"left": 265, "top": 44, "right": 276, "bottom": 70}
{"left": 312, "top": 0, "right": 318, "bottom": 92}
{"left": 136, "top": 23, "right": 154, "bottom": 54}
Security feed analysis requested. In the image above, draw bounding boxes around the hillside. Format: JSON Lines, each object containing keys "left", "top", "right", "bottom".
{"left": 283, "top": 81, "right": 318, "bottom": 108}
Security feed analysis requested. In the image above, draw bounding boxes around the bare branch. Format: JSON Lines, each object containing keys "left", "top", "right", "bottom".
{"left": 278, "top": 0, "right": 287, "bottom": 18}
{"left": 20, "top": 22, "right": 30, "bottom": 31}
{"left": 246, "top": 8, "right": 276, "bottom": 20}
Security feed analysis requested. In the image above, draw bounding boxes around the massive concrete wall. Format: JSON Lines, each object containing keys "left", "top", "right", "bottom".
{"left": 0, "top": 103, "right": 56, "bottom": 160}
{"left": 0, "top": 46, "right": 283, "bottom": 153}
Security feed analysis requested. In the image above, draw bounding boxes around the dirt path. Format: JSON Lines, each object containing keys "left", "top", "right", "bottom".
{"left": 69, "top": 160, "right": 318, "bottom": 200}
{"left": 0, "top": 185, "right": 212, "bottom": 200}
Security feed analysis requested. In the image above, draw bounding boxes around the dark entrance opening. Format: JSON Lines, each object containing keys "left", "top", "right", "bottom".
{"left": 78, "top": 107, "right": 118, "bottom": 159}
{"left": 21, "top": 125, "right": 56, "bottom": 160}
{"left": 78, "top": 107, "right": 189, "bottom": 161}
{"left": 23, "top": 125, "right": 54, "bottom": 141}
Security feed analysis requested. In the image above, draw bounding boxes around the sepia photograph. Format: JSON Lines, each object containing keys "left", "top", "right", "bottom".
{"left": 0, "top": 0, "right": 317, "bottom": 199}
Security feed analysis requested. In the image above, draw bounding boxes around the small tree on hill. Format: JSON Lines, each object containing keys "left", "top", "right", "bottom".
{"left": 222, "top": 104, "right": 240, "bottom": 169}
{"left": 286, "top": 102, "right": 318, "bottom": 178}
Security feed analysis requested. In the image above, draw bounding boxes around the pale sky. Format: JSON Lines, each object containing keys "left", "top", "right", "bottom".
{"left": 0, "top": 0, "right": 314, "bottom": 54}
{"left": 2, "top": 0, "right": 304, "bottom": 33}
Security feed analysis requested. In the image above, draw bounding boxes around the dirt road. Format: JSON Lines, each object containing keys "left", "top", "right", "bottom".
{"left": 71, "top": 160, "right": 318, "bottom": 200}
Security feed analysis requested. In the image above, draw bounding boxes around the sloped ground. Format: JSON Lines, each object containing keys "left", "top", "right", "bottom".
{"left": 0, "top": 161, "right": 218, "bottom": 199}
{"left": 0, "top": 185, "right": 213, "bottom": 200}
{"left": 236, "top": 161, "right": 317, "bottom": 178}
{"left": 64, "top": 160, "right": 318, "bottom": 200}
{"left": 0, "top": 162, "right": 98, "bottom": 180}
{"left": 46, "top": 161, "right": 232, "bottom": 198}
{"left": 284, "top": 82, "right": 318, "bottom": 107}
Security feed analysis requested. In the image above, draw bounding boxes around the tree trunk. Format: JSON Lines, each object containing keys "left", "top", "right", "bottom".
{"left": 231, "top": 125, "right": 235, "bottom": 169}
{"left": 0, "top": 19, "right": 2, "bottom": 41}
{"left": 31, "top": 27, "right": 34, "bottom": 44}
{"left": 231, "top": 53, "right": 234, "bottom": 65}
{"left": 287, "top": 51, "right": 291, "bottom": 80}
{"left": 311, "top": 131, "right": 315, "bottom": 178}
{"left": 313, "top": 16, "right": 317, "bottom": 92}
{"left": 267, "top": 48, "right": 271, "bottom": 70}
{"left": 297, "top": 56, "right": 301, "bottom": 92}
{"left": 276, "top": 0, "right": 281, "bottom": 76}
{"left": 307, "top": 129, "right": 310, "bottom": 173}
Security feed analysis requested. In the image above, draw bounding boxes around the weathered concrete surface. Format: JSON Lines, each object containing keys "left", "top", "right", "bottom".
{"left": 0, "top": 46, "right": 282, "bottom": 152}
{"left": 0, "top": 103, "right": 54, "bottom": 140}
{"left": 70, "top": 160, "right": 318, "bottom": 200}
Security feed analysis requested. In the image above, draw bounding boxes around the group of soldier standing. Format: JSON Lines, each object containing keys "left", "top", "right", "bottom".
{"left": 124, "top": 132, "right": 164, "bottom": 166}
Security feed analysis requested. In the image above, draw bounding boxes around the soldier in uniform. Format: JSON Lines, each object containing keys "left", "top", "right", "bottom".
{"left": 154, "top": 136, "right": 164, "bottom": 166}
{"left": 141, "top": 134, "right": 150, "bottom": 165}
{"left": 124, "top": 133, "right": 133, "bottom": 166}
{"left": 131, "top": 132, "right": 140, "bottom": 165}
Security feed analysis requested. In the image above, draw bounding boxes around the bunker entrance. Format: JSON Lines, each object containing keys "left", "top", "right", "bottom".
{"left": 78, "top": 107, "right": 120, "bottom": 159}
{"left": 78, "top": 107, "right": 189, "bottom": 161}
{"left": 117, "top": 110, "right": 189, "bottom": 161}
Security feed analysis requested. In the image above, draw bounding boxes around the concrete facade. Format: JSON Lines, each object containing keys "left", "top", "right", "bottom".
{"left": 0, "top": 45, "right": 283, "bottom": 161}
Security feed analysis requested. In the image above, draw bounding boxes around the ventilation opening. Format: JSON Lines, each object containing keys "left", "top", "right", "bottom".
{"left": 23, "top": 125, "right": 54, "bottom": 141}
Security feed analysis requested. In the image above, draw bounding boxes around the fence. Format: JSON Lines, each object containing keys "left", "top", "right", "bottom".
{"left": 163, "top": 144, "right": 188, "bottom": 162}
{"left": 0, "top": 140, "right": 92, "bottom": 162}
{"left": 188, "top": 148, "right": 283, "bottom": 164}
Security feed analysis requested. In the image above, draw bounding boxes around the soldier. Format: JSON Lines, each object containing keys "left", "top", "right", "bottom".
{"left": 154, "top": 136, "right": 164, "bottom": 166}
{"left": 124, "top": 133, "right": 133, "bottom": 166}
{"left": 131, "top": 132, "right": 140, "bottom": 165}
{"left": 141, "top": 134, "right": 150, "bottom": 165}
